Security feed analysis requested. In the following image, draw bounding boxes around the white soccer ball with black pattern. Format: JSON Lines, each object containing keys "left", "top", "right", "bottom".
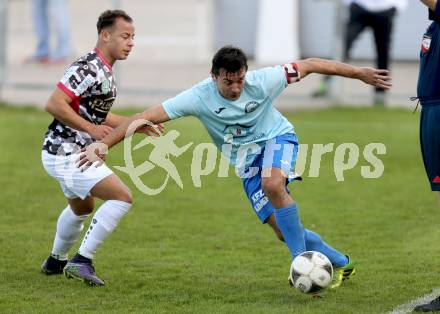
{"left": 290, "top": 251, "right": 333, "bottom": 294}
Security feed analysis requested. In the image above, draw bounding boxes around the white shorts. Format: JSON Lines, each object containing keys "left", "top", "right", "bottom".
{"left": 41, "top": 151, "right": 113, "bottom": 200}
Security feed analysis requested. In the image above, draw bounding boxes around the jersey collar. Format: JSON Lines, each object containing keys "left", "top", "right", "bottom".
{"left": 94, "top": 48, "right": 113, "bottom": 71}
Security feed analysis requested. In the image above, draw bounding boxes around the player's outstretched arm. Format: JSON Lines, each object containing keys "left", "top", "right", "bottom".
{"left": 102, "top": 104, "right": 169, "bottom": 149}
{"left": 45, "top": 88, "right": 114, "bottom": 140}
{"left": 105, "top": 112, "right": 164, "bottom": 137}
{"left": 77, "top": 104, "right": 170, "bottom": 170}
{"left": 420, "top": 0, "right": 437, "bottom": 10}
{"left": 104, "top": 112, "right": 129, "bottom": 128}
{"left": 295, "top": 58, "right": 392, "bottom": 90}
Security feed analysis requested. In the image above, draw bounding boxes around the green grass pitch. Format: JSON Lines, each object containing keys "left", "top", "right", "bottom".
{"left": 0, "top": 104, "right": 438, "bottom": 313}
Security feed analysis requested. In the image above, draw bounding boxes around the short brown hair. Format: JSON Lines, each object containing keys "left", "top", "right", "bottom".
{"left": 97, "top": 10, "right": 133, "bottom": 34}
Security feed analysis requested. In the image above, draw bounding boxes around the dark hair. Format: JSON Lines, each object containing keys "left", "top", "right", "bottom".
{"left": 97, "top": 10, "right": 133, "bottom": 34}
{"left": 211, "top": 45, "right": 248, "bottom": 77}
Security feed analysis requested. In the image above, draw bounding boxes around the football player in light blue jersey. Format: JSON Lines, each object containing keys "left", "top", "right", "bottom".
{"left": 80, "top": 46, "right": 391, "bottom": 288}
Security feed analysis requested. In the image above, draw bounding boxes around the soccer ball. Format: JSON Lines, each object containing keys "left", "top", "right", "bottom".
{"left": 290, "top": 251, "right": 333, "bottom": 294}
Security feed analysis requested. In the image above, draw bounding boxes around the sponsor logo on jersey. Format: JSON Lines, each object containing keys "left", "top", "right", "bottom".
{"left": 101, "top": 79, "right": 110, "bottom": 94}
{"left": 245, "top": 101, "right": 260, "bottom": 113}
{"left": 223, "top": 123, "right": 252, "bottom": 138}
{"left": 90, "top": 98, "right": 115, "bottom": 113}
{"left": 422, "top": 35, "right": 432, "bottom": 54}
{"left": 214, "top": 107, "right": 226, "bottom": 114}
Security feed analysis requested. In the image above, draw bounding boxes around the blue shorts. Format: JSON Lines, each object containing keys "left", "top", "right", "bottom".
{"left": 420, "top": 104, "right": 440, "bottom": 191}
{"left": 242, "top": 133, "right": 300, "bottom": 223}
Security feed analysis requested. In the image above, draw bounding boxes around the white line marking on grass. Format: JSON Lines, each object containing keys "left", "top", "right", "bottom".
{"left": 386, "top": 289, "right": 440, "bottom": 314}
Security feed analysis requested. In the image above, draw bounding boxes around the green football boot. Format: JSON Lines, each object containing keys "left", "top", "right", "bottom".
{"left": 330, "top": 256, "right": 356, "bottom": 289}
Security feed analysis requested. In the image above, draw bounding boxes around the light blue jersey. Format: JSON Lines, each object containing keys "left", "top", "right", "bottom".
{"left": 162, "top": 65, "right": 299, "bottom": 167}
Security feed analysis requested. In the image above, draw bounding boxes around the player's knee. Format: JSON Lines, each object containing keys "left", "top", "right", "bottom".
{"left": 70, "top": 204, "right": 94, "bottom": 216}
{"left": 262, "top": 180, "right": 284, "bottom": 199}
{"left": 69, "top": 197, "right": 95, "bottom": 215}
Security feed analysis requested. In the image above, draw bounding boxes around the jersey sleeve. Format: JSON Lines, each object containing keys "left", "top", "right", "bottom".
{"left": 255, "top": 63, "right": 301, "bottom": 99}
{"left": 162, "top": 88, "right": 201, "bottom": 119}
{"left": 56, "top": 61, "right": 98, "bottom": 100}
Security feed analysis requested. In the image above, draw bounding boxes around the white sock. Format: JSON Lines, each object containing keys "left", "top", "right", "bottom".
{"left": 78, "top": 200, "right": 131, "bottom": 259}
{"left": 51, "top": 206, "right": 89, "bottom": 261}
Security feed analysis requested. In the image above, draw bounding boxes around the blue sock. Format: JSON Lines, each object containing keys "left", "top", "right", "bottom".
{"left": 304, "top": 229, "right": 348, "bottom": 267}
{"left": 274, "top": 204, "right": 305, "bottom": 258}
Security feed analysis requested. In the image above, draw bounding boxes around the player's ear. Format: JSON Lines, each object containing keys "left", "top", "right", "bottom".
{"left": 210, "top": 71, "right": 217, "bottom": 81}
{"left": 101, "top": 29, "right": 111, "bottom": 43}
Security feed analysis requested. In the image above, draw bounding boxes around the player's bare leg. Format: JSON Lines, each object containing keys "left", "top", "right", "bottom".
{"left": 261, "top": 167, "right": 306, "bottom": 259}
{"left": 89, "top": 174, "right": 132, "bottom": 203}
{"left": 261, "top": 167, "right": 293, "bottom": 208}
{"left": 68, "top": 196, "right": 95, "bottom": 216}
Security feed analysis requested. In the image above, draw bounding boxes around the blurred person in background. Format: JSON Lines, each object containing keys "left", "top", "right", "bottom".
{"left": 26, "top": 0, "right": 71, "bottom": 64}
{"left": 312, "top": 0, "right": 407, "bottom": 106}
